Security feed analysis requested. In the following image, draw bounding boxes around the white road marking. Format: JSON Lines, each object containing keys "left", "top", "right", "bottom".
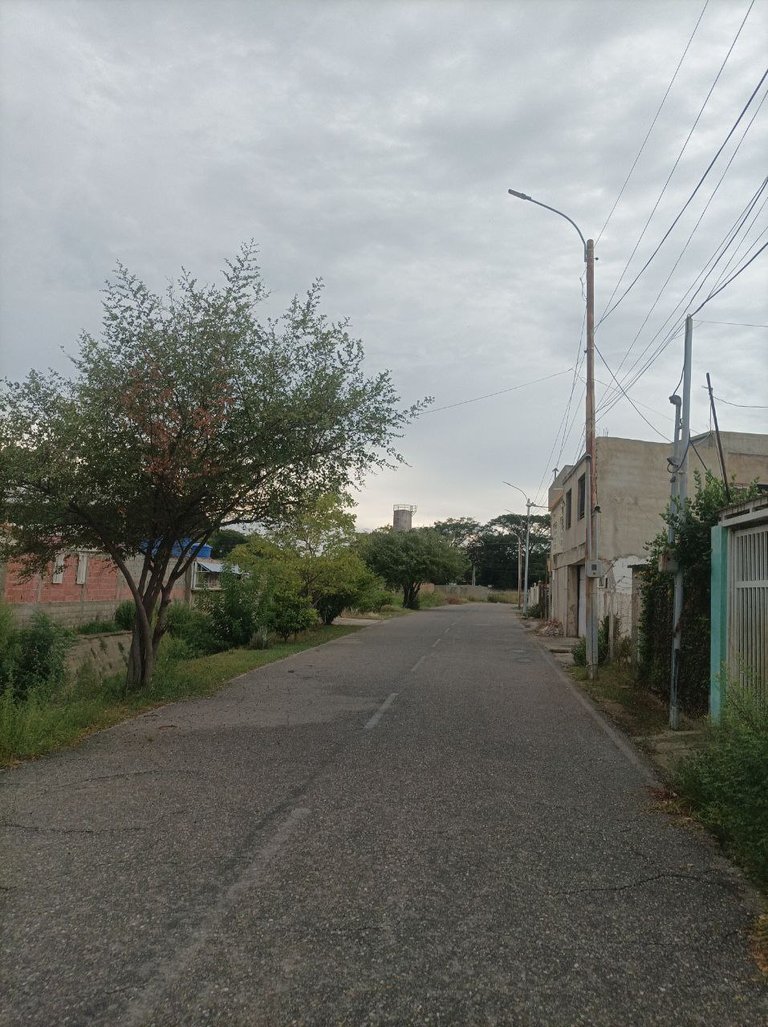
{"left": 119, "top": 806, "right": 310, "bottom": 1025}
{"left": 364, "top": 692, "right": 399, "bottom": 730}
{"left": 410, "top": 654, "right": 428, "bottom": 673}
{"left": 432, "top": 638, "right": 442, "bottom": 648}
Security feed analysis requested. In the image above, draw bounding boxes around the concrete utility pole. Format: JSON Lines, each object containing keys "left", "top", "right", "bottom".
{"left": 584, "top": 237, "right": 598, "bottom": 679}
{"left": 669, "top": 315, "right": 692, "bottom": 730}
{"left": 504, "top": 482, "right": 546, "bottom": 615}
{"left": 507, "top": 189, "right": 597, "bottom": 674}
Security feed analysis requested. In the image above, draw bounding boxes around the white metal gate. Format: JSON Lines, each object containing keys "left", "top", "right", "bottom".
{"left": 728, "top": 523, "right": 768, "bottom": 699}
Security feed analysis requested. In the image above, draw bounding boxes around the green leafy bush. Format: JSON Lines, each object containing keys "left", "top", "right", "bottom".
{"left": 675, "top": 686, "right": 768, "bottom": 888}
{"left": 7, "top": 612, "right": 73, "bottom": 700}
{"left": 638, "top": 472, "right": 760, "bottom": 713}
{"left": 114, "top": 601, "right": 136, "bottom": 631}
{"left": 164, "top": 602, "right": 221, "bottom": 656}
{"left": 77, "top": 618, "right": 120, "bottom": 635}
{"left": 271, "top": 588, "right": 318, "bottom": 640}
{"left": 196, "top": 570, "right": 274, "bottom": 648}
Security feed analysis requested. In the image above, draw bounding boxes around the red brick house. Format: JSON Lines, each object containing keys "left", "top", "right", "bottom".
{"left": 1, "top": 552, "right": 186, "bottom": 627}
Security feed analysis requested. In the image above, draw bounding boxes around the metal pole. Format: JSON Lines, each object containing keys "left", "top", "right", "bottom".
{"left": 706, "top": 372, "right": 731, "bottom": 503}
{"left": 670, "top": 315, "right": 693, "bottom": 730}
{"left": 523, "top": 501, "right": 532, "bottom": 615}
{"left": 585, "top": 238, "right": 597, "bottom": 680}
{"left": 517, "top": 531, "right": 523, "bottom": 607}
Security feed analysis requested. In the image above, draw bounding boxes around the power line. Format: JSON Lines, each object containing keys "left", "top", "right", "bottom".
{"left": 532, "top": 315, "right": 587, "bottom": 505}
{"left": 695, "top": 319, "right": 768, "bottom": 327}
{"left": 691, "top": 239, "right": 768, "bottom": 315}
{"left": 593, "top": 344, "right": 670, "bottom": 439}
{"left": 595, "top": 0, "right": 710, "bottom": 246}
{"left": 596, "top": 178, "right": 768, "bottom": 418}
{"left": 420, "top": 368, "right": 573, "bottom": 415}
{"left": 601, "top": 92, "right": 767, "bottom": 394}
{"left": 598, "top": 59, "right": 768, "bottom": 327}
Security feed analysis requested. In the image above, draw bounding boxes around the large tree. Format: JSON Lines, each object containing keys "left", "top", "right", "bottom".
{"left": 0, "top": 246, "right": 420, "bottom": 688}
{"left": 360, "top": 528, "right": 468, "bottom": 608}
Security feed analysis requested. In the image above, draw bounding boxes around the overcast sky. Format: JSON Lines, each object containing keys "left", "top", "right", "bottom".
{"left": 1, "top": 0, "right": 766, "bottom": 530}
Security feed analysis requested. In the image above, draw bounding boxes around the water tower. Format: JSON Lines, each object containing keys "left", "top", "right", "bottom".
{"left": 393, "top": 504, "right": 417, "bottom": 531}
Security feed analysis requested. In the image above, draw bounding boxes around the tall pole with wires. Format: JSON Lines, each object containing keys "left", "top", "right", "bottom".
{"left": 669, "top": 314, "right": 693, "bottom": 730}
{"left": 585, "top": 238, "right": 598, "bottom": 679}
{"left": 507, "top": 189, "right": 598, "bottom": 674}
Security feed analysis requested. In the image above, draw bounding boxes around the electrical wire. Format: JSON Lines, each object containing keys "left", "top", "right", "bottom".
{"left": 695, "top": 320, "right": 768, "bottom": 327}
{"left": 596, "top": 178, "right": 768, "bottom": 419}
{"left": 691, "top": 239, "right": 768, "bottom": 314}
{"left": 601, "top": 92, "right": 767, "bottom": 394}
{"left": 598, "top": 59, "right": 768, "bottom": 327}
{"left": 532, "top": 315, "right": 587, "bottom": 505}
{"left": 595, "top": 0, "right": 710, "bottom": 246}
{"left": 419, "top": 368, "right": 573, "bottom": 415}
{"left": 593, "top": 344, "right": 671, "bottom": 439}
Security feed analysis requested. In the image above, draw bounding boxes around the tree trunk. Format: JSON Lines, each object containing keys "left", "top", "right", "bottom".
{"left": 126, "top": 600, "right": 155, "bottom": 692}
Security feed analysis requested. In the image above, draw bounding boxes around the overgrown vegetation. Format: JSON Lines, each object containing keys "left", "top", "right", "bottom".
{"left": 638, "top": 471, "right": 760, "bottom": 714}
{"left": 674, "top": 685, "right": 768, "bottom": 889}
{"left": 0, "top": 607, "right": 73, "bottom": 701}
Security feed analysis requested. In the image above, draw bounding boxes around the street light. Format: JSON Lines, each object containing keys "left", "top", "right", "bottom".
{"left": 503, "top": 482, "right": 547, "bottom": 616}
{"left": 507, "top": 189, "right": 598, "bottom": 676}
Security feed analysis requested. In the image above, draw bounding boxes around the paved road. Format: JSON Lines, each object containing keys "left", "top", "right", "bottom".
{"left": 1, "top": 604, "right": 766, "bottom": 1026}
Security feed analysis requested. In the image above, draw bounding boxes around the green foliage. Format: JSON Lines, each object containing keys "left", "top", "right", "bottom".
{"left": 196, "top": 569, "right": 274, "bottom": 649}
{"left": 208, "top": 528, "right": 248, "bottom": 558}
{"left": 0, "top": 602, "right": 20, "bottom": 694}
{"left": 270, "top": 588, "right": 319, "bottom": 640}
{"left": 233, "top": 509, "right": 388, "bottom": 625}
{"left": 114, "top": 600, "right": 137, "bottom": 631}
{"left": 77, "top": 618, "right": 120, "bottom": 635}
{"left": 0, "top": 246, "right": 422, "bottom": 690}
{"left": 638, "top": 471, "right": 760, "bottom": 713}
{"left": 165, "top": 603, "right": 222, "bottom": 656}
{"left": 7, "top": 613, "right": 74, "bottom": 700}
{"left": 360, "top": 528, "right": 468, "bottom": 609}
{"left": 675, "top": 686, "right": 768, "bottom": 888}
{"left": 487, "top": 591, "right": 517, "bottom": 604}
{"left": 571, "top": 617, "right": 611, "bottom": 667}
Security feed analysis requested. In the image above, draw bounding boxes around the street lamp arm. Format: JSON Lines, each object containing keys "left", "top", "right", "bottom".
{"left": 502, "top": 480, "right": 529, "bottom": 504}
{"left": 507, "top": 189, "right": 588, "bottom": 261}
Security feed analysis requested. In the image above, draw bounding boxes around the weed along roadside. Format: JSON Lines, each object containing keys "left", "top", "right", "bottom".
{"left": 520, "top": 607, "right": 768, "bottom": 970}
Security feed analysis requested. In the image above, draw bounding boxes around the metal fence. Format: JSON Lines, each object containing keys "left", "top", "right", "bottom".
{"left": 729, "top": 522, "right": 768, "bottom": 700}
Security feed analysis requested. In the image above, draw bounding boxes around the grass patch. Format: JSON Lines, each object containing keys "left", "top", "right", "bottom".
{"left": 0, "top": 624, "right": 360, "bottom": 766}
{"left": 487, "top": 590, "right": 518, "bottom": 604}
{"left": 570, "top": 662, "right": 673, "bottom": 738}
{"left": 673, "top": 687, "right": 768, "bottom": 892}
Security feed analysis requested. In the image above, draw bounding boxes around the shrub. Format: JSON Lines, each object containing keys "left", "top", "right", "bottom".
{"left": 196, "top": 569, "right": 274, "bottom": 648}
{"left": 114, "top": 600, "right": 136, "bottom": 631}
{"left": 165, "top": 602, "right": 221, "bottom": 656}
{"left": 12, "top": 613, "right": 74, "bottom": 700}
{"left": 271, "top": 588, "right": 318, "bottom": 640}
{"left": 675, "top": 686, "right": 768, "bottom": 888}
{"left": 0, "top": 603, "right": 20, "bottom": 695}
{"left": 77, "top": 618, "right": 119, "bottom": 635}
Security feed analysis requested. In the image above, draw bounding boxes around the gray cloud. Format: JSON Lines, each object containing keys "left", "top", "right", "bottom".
{"left": 1, "top": 0, "right": 766, "bottom": 529}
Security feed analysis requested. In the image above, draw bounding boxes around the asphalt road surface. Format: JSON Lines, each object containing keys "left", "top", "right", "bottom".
{"left": 1, "top": 604, "right": 766, "bottom": 1026}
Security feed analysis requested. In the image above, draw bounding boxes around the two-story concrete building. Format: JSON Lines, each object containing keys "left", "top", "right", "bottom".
{"left": 548, "top": 431, "right": 768, "bottom": 643}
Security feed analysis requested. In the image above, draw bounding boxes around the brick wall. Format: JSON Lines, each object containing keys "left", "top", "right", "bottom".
{"left": 2, "top": 552, "right": 187, "bottom": 626}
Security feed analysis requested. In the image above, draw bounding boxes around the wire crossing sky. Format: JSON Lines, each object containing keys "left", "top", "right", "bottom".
{"left": 1, "top": 0, "right": 766, "bottom": 528}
